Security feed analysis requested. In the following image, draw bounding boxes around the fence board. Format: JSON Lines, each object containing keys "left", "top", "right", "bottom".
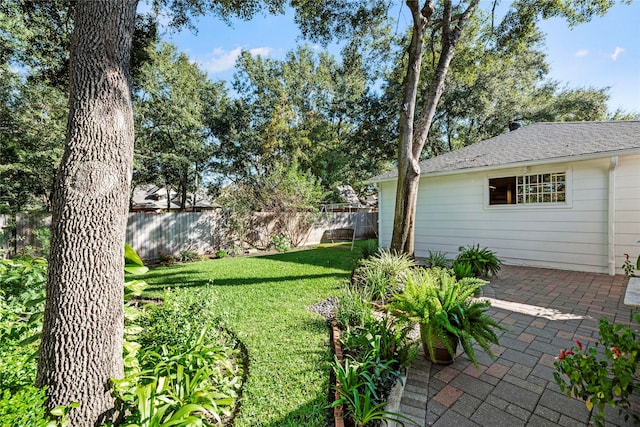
{"left": 3, "top": 210, "right": 377, "bottom": 261}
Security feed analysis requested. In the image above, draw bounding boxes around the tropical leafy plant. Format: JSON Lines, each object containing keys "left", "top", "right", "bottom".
{"left": 554, "top": 313, "right": 640, "bottom": 427}
{"left": 454, "top": 244, "right": 502, "bottom": 277}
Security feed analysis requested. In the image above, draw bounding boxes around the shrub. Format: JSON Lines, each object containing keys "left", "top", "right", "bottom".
{"left": 454, "top": 244, "right": 502, "bottom": 277}
{"left": 270, "top": 234, "right": 291, "bottom": 252}
{"left": 215, "top": 249, "right": 227, "bottom": 259}
{"left": 179, "top": 250, "right": 200, "bottom": 263}
{"left": 554, "top": 313, "right": 640, "bottom": 427}
{"left": 351, "top": 249, "right": 415, "bottom": 302}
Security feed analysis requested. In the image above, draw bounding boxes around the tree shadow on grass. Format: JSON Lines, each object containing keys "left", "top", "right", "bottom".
{"left": 256, "top": 245, "right": 361, "bottom": 271}
{"left": 143, "top": 272, "right": 350, "bottom": 292}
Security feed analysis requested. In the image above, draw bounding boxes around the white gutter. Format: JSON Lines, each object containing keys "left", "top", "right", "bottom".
{"left": 367, "top": 147, "right": 640, "bottom": 184}
{"left": 608, "top": 156, "right": 618, "bottom": 276}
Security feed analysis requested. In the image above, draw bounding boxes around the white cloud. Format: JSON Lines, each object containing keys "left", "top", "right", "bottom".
{"left": 610, "top": 47, "right": 625, "bottom": 61}
{"left": 198, "top": 47, "right": 272, "bottom": 74}
{"left": 575, "top": 49, "right": 589, "bottom": 58}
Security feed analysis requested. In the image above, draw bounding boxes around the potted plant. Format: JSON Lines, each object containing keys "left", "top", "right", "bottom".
{"left": 389, "top": 268, "right": 503, "bottom": 366}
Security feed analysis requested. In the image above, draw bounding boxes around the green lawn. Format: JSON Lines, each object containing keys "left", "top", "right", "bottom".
{"left": 140, "top": 244, "right": 362, "bottom": 427}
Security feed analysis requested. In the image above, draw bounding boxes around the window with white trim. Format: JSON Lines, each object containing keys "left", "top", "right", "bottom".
{"left": 489, "top": 172, "right": 566, "bottom": 205}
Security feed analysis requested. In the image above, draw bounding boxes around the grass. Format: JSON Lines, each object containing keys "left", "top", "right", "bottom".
{"left": 139, "top": 243, "right": 364, "bottom": 426}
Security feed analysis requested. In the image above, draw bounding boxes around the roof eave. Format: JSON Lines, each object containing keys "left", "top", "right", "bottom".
{"left": 367, "top": 147, "right": 640, "bottom": 184}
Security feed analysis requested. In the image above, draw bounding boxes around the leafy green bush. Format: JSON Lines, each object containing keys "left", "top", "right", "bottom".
{"left": 113, "top": 328, "right": 241, "bottom": 427}
{"left": 270, "top": 234, "right": 292, "bottom": 252}
{"left": 0, "top": 257, "right": 47, "bottom": 391}
{"left": 114, "top": 288, "right": 243, "bottom": 427}
{"left": 179, "top": 250, "right": 200, "bottom": 263}
{"left": 454, "top": 244, "right": 502, "bottom": 277}
{"left": 215, "top": 249, "right": 227, "bottom": 259}
{"left": 351, "top": 249, "right": 415, "bottom": 302}
{"left": 554, "top": 313, "right": 640, "bottom": 427}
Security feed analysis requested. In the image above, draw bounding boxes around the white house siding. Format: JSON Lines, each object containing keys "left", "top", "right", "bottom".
{"left": 614, "top": 154, "right": 640, "bottom": 274}
{"left": 379, "top": 157, "right": 619, "bottom": 273}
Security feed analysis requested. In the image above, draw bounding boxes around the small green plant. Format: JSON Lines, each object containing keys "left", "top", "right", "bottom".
{"left": 215, "top": 249, "right": 227, "bottom": 259}
{"left": 157, "top": 251, "right": 176, "bottom": 266}
{"left": 623, "top": 242, "right": 639, "bottom": 276}
{"left": 335, "top": 287, "right": 374, "bottom": 330}
{"left": 269, "top": 234, "right": 291, "bottom": 252}
{"left": 554, "top": 313, "right": 640, "bottom": 427}
{"left": 451, "top": 259, "right": 474, "bottom": 280}
{"left": 331, "top": 349, "right": 414, "bottom": 427}
{"left": 342, "top": 316, "right": 418, "bottom": 371}
{"left": 455, "top": 244, "right": 502, "bottom": 277}
{"left": 178, "top": 250, "right": 199, "bottom": 263}
{"left": 425, "top": 250, "right": 449, "bottom": 268}
{"left": 360, "top": 240, "right": 379, "bottom": 259}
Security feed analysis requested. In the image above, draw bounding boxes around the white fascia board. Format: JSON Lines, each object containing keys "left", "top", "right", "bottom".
{"left": 367, "top": 147, "right": 640, "bottom": 184}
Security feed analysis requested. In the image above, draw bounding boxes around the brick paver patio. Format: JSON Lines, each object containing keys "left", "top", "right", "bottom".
{"left": 395, "top": 265, "right": 638, "bottom": 426}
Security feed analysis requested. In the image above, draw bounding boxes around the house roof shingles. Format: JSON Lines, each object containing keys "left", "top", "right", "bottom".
{"left": 371, "top": 121, "right": 640, "bottom": 182}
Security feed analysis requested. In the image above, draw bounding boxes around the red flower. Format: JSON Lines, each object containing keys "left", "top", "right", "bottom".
{"left": 557, "top": 349, "right": 566, "bottom": 360}
{"left": 575, "top": 339, "right": 583, "bottom": 351}
{"left": 611, "top": 346, "right": 621, "bottom": 359}
{"left": 566, "top": 350, "right": 575, "bottom": 355}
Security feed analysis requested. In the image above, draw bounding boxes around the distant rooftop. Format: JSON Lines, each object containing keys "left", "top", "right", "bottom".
{"left": 370, "top": 121, "right": 640, "bottom": 182}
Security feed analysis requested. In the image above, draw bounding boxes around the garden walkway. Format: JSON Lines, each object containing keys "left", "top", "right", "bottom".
{"left": 395, "top": 265, "right": 638, "bottom": 426}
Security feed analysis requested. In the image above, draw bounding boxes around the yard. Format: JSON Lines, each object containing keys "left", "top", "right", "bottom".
{"left": 139, "top": 244, "right": 362, "bottom": 426}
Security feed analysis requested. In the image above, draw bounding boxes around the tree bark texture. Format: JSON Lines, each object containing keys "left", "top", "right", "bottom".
{"left": 36, "top": 1, "right": 138, "bottom": 425}
{"left": 390, "top": 0, "right": 479, "bottom": 255}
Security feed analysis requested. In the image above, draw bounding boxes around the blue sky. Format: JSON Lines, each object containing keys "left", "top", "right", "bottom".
{"left": 146, "top": 1, "right": 640, "bottom": 114}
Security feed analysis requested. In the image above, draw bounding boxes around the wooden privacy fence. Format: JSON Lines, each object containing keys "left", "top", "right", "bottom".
{"left": 1, "top": 210, "right": 377, "bottom": 261}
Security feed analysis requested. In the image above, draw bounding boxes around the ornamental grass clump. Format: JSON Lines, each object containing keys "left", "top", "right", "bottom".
{"left": 554, "top": 313, "right": 640, "bottom": 427}
{"left": 351, "top": 249, "right": 416, "bottom": 302}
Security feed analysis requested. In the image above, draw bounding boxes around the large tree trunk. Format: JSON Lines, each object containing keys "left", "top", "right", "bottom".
{"left": 36, "top": 1, "right": 138, "bottom": 425}
{"left": 390, "top": 0, "right": 479, "bottom": 255}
